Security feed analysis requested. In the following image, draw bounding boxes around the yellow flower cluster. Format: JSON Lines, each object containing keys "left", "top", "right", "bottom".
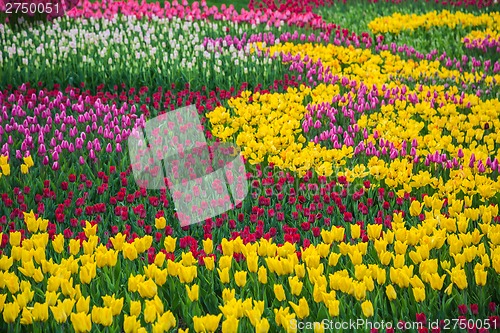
{"left": 21, "top": 155, "right": 34, "bottom": 174}
{"left": 208, "top": 85, "right": 353, "bottom": 176}
{"left": 0, "top": 155, "right": 10, "bottom": 177}
{"left": 0, "top": 155, "right": 34, "bottom": 177}
{"left": 368, "top": 10, "right": 500, "bottom": 35}
{"left": 1, "top": 198, "right": 500, "bottom": 332}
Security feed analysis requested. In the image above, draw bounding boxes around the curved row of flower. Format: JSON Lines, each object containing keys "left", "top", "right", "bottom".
{"left": 463, "top": 28, "right": 500, "bottom": 53}
{"left": 368, "top": 10, "right": 500, "bottom": 35}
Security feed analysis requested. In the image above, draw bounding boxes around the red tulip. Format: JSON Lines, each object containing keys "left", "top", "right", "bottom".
{"left": 459, "top": 304, "right": 468, "bottom": 315}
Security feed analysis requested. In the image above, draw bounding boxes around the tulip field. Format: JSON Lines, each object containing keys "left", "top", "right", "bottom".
{"left": 1, "top": 0, "right": 500, "bottom": 331}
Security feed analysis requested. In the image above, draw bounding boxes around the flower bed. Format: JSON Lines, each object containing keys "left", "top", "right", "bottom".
{"left": 1, "top": 0, "right": 500, "bottom": 332}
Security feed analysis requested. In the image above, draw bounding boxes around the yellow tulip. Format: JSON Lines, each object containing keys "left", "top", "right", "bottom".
{"left": 1, "top": 163, "right": 10, "bottom": 176}
{"left": 50, "top": 302, "right": 68, "bottom": 324}
{"left": 23, "top": 155, "right": 34, "bottom": 168}
{"left": 353, "top": 281, "right": 367, "bottom": 300}
{"left": 218, "top": 267, "right": 230, "bottom": 284}
{"left": 154, "top": 268, "right": 168, "bottom": 286}
{"left": 218, "top": 255, "right": 233, "bottom": 270}
{"left": 221, "top": 238, "right": 234, "bottom": 256}
{"left": 165, "top": 261, "right": 178, "bottom": 277}
{"left": 288, "top": 276, "right": 303, "bottom": 296}
{"left": 289, "top": 297, "right": 310, "bottom": 319}
{"left": 203, "top": 256, "right": 215, "bottom": 271}
{"left": 71, "top": 312, "right": 92, "bottom": 333}
{"left": 427, "top": 273, "right": 446, "bottom": 290}
{"left": 222, "top": 288, "right": 235, "bottom": 304}
{"left": 124, "top": 315, "right": 142, "bottom": 333}
{"left": 143, "top": 301, "right": 157, "bottom": 324}
{"left": 45, "top": 290, "right": 59, "bottom": 306}
{"left": 0, "top": 294, "right": 6, "bottom": 312}
{"left": 0, "top": 256, "right": 13, "bottom": 271}
{"left": 351, "top": 224, "right": 361, "bottom": 239}
{"left": 246, "top": 252, "right": 258, "bottom": 273}
{"left": 155, "top": 216, "right": 166, "bottom": 230}
{"left": 447, "top": 266, "right": 468, "bottom": 290}
{"left": 32, "top": 302, "right": 49, "bottom": 322}
{"left": 234, "top": 271, "right": 247, "bottom": 288}
{"left": 164, "top": 236, "right": 177, "bottom": 253}
{"left": 367, "top": 224, "right": 383, "bottom": 240}
{"left": 52, "top": 234, "right": 65, "bottom": 254}
{"left": 410, "top": 200, "right": 423, "bottom": 216}
{"left": 79, "top": 263, "right": 97, "bottom": 284}
{"left": 222, "top": 316, "right": 239, "bottom": 333}
{"left": 134, "top": 235, "right": 152, "bottom": 253}
{"left": 178, "top": 265, "right": 197, "bottom": 284}
{"left": 181, "top": 252, "right": 197, "bottom": 266}
{"left": 138, "top": 279, "right": 158, "bottom": 298}
{"left": 412, "top": 287, "right": 426, "bottom": 302}
{"left": 69, "top": 239, "right": 81, "bottom": 256}
{"left": 328, "top": 252, "right": 341, "bottom": 267}
{"left": 92, "top": 306, "right": 113, "bottom": 326}
{"left": 130, "top": 300, "right": 141, "bottom": 317}
{"left": 348, "top": 250, "right": 363, "bottom": 266}
{"left": 255, "top": 318, "right": 270, "bottom": 333}
{"left": 123, "top": 243, "right": 138, "bottom": 260}
{"left": 361, "top": 300, "right": 374, "bottom": 317}
{"left": 76, "top": 296, "right": 90, "bottom": 314}
{"left": 474, "top": 263, "right": 487, "bottom": 286}
{"left": 186, "top": 284, "right": 199, "bottom": 302}
{"left": 258, "top": 266, "right": 268, "bottom": 284}
{"left": 274, "top": 284, "right": 286, "bottom": 302}
{"left": 3, "top": 301, "right": 20, "bottom": 323}
{"left": 203, "top": 238, "right": 213, "bottom": 254}
{"left": 102, "top": 295, "right": 124, "bottom": 316}
{"left": 149, "top": 251, "right": 164, "bottom": 267}
{"left": 158, "top": 311, "right": 176, "bottom": 331}
{"left": 24, "top": 210, "right": 38, "bottom": 233}
{"left": 110, "top": 233, "right": 126, "bottom": 251}
{"left": 327, "top": 300, "right": 340, "bottom": 317}
{"left": 379, "top": 251, "right": 392, "bottom": 266}
{"left": 246, "top": 308, "right": 262, "bottom": 327}
{"left": 19, "top": 307, "right": 33, "bottom": 325}
{"left": 9, "top": 231, "right": 21, "bottom": 247}
{"left": 20, "top": 163, "right": 29, "bottom": 174}
{"left": 386, "top": 285, "right": 397, "bottom": 301}
{"left": 193, "top": 314, "right": 222, "bottom": 333}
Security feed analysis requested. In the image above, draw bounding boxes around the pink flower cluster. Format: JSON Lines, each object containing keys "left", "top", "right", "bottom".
{"left": 463, "top": 35, "right": 500, "bottom": 53}
{"left": 66, "top": 0, "right": 341, "bottom": 32}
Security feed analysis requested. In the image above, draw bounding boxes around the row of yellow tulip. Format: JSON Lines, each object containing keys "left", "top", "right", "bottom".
{"left": 368, "top": 10, "right": 500, "bottom": 35}
{"left": 0, "top": 201, "right": 499, "bottom": 332}
{"left": 464, "top": 28, "right": 500, "bottom": 41}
